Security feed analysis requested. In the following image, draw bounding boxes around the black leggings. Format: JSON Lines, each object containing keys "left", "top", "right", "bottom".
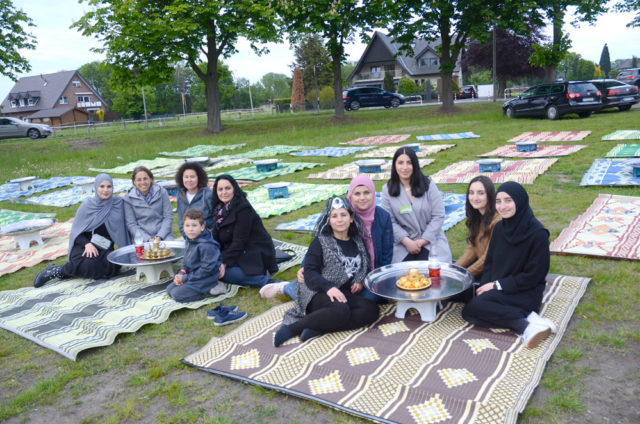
{"left": 288, "top": 287, "right": 379, "bottom": 335}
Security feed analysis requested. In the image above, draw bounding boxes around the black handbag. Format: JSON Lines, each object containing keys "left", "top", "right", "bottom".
{"left": 274, "top": 248, "right": 295, "bottom": 264}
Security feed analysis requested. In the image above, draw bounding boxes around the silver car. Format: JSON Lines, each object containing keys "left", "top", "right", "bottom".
{"left": 0, "top": 117, "right": 53, "bottom": 140}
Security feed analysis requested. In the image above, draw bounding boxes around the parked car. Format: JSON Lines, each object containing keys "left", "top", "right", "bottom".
{"left": 0, "top": 117, "right": 53, "bottom": 140}
{"left": 615, "top": 68, "right": 640, "bottom": 87}
{"left": 589, "top": 79, "right": 639, "bottom": 111}
{"left": 343, "top": 87, "right": 405, "bottom": 111}
{"left": 502, "top": 81, "right": 602, "bottom": 120}
{"left": 458, "top": 85, "right": 477, "bottom": 99}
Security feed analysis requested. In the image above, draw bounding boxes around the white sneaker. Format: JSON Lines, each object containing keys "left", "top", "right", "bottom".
{"left": 209, "top": 282, "right": 228, "bottom": 296}
{"left": 527, "top": 311, "right": 557, "bottom": 334}
{"left": 259, "top": 281, "right": 288, "bottom": 298}
{"left": 522, "top": 322, "right": 551, "bottom": 349}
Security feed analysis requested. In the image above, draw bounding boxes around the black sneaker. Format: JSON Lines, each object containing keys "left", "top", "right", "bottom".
{"left": 214, "top": 310, "right": 247, "bottom": 326}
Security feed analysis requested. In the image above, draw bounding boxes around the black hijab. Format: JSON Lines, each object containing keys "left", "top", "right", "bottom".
{"left": 496, "top": 182, "right": 548, "bottom": 244}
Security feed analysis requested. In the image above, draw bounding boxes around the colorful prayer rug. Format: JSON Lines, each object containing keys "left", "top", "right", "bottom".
{"left": 211, "top": 162, "right": 323, "bottom": 182}
{"left": 478, "top": 145, "right": 586, "bottom": 158}
{"left": 430, "top": 159, "right": 557, "bottom": 185}
{"left": 248, "top": 183, "right": 348, "bottom": 218}
{"left": 230, "top": 145, "right": 314, "bottom": 158}
{"left": 89, "top": 157, "right": 184, "bottom": 174}
{"left": 579, "top": 158, "right": 640, "bottom": 186}
{"left": 355, "top": 144, "right": 455, "bottom": 158}
{"left": 159, "top": 143, "right": 246, "bottom": 157}
{"left": 307, "top": 159, "right": 435, "bottom": 180}
{"left": 604, "top": 144, "right": 640, "bottom": 157}
{"left": 550, "top": 194, "right": 640, "bottom": 260}
{"left": 339, "top": 134, "right": 411, "bottom": 146}
{"left": 12, "top": 179, "right": 132, "bottom": 207}
{"left": 508, "top": 131, "right": 591, "bottom": 142}
{"left": 416, "top": 132, "right": 480, "bottom": 141}
{"left": 290, "top": 146, "right": 375, "bottom": 157}
{"left": 275, "top": 192, "right": 467, "bottom": 233}
{"left": 0, "top": 176, "right": 92, "bottom": 202}
{"left": 0, "top": 220, "right": 72, "bottom": 277}
{"left": 0, "top": 209, "right": 56, "bottom": 227}
{"left": 183, "top": 273, "right": 590, "bottom": 424}
{"left": 601, "top": 130, "right": 640, "bottom": 141}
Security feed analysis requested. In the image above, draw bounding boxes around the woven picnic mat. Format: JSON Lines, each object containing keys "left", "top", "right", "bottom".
{"left": 12, "top": 179, "right": 132, "bottom": 207}
{"left": 290, "top": 146, "right": 375, "bottom": 157}
{"left": 159, "top": 143, "right": 245, "bottom": 157}
{"left": 431, "top": 159, "right": 557, "bottom": 185}
{"left": 248, "top": 183, "right": 348, "bottom": 218}
{"left": 579, "top": 158, "right": 640, "bottom": 186}
{"left": 478, "top": 145, "right": 586, "bottom": 158}
{"left": 0, "top": 209, "right": 56, "bottom": 227}
{"left": 275, "top": 192, "right": 466, "bottom": 233}
{"left": 508, "top": 131, "right": 591, "bottom": 142}
{"left": 183, "top": 273, "right": 590, "bottom": 424}
{"left": 550, "top": 194, "right": 640, "bottom": 260}
{"left": 211, "top": 162, "right": 323, "bottom": 182}
{"left": 230, "top": 145, "right": 313, "bottom": 158}
{"left": 152, "top": 157, "right": 253, "bottom": 178}
{"left": 307, "top": 159, "right": 435, "bottom": 180}
{"left": 601, "top": 130, "right": 640, "bottom": 141}
{"left": 340, "top": 134, "right": 411, "bottom": 146}
{"left": 0, "top": 219, "right": 72, "bottom": 277}
{"left": 605, "top": 144, "right": 640, "bottom": 157}
{"left": 272, "top": 239, "right": 308, "bottom": 273}
{"left": 355, "top": 144, "right": 455, "bottom": 158}
{"left": 0, "top": 176, "right": 92, "bottom": 202}
{"left": 416, "top": 132, "right": 480, "bottom": 141}
{"left": 89, "top": 157, "right": 184, "bottom": 174}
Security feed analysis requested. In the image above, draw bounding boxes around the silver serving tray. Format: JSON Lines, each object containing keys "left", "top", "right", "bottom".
{"left": 107, "top": 240, "right": 186, "bottom": 267}
{"left": 0, "top": 218, "right": 57, "bottom": 236}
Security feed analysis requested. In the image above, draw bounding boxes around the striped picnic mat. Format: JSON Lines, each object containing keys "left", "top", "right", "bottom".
{"left": 355, "top": 144, "right": 455, "bottom": 158}
{"left": 307, "top": 159, "right": 435, "bottom": 180}
{"left": 604, "top": 144, "right": 640, "bottom": 157}
{"left": 230, "top": 145, "right": 313, "bottom": 158}
{"left": 290, "top": 146, "right": 375, "bottom": 157}
{"left": 0, "top": 209, "right": 56, "bottom": 227}
{"left": 183, "top": 273, "right": 590, "bottom": 424}
{"left": 508, "top": 131, "right": 591, "bottom": 142}
{"left": 601, "top": 130, "right": 640, "bottom": 141}
{"left": 430, "top": 159, "right": 557, "bottom": 185}
{"left": 579, "top": 159, "right": 640, "bottom": 186}
{"left": 13, "top": 179, "right": 131, "bottom": 207}
{"left": 478, "top": 145, "right": 586, "bottom": 158}
{"left": 210, "top": 162, "right": 323, "bottom": 182}
{"left": 248, "top": 183, "right": 348, "bottom": 218}
{"left": 0, "top": 176, "right": 92, "bottom": 202}
{"left": 416, "top": 132, "right": 480, "bottom": 141}
{"left": 339, "top": 135, "right": 411, "bottom": 146}
{"left": 89, "top": 157, "right": 184, "bottom": 174}
{"left": 159, "top": 143, "right": 245, "bottom": 157}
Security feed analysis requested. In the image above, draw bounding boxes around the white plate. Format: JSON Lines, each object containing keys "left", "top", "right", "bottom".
{"left": 9, "top": 176, "right": 37, "bottom": 183}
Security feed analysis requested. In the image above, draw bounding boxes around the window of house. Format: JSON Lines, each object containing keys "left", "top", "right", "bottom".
{"left": 72, "top": 80, "right": 82, "bottom": 87}
{"left": 78, "top": 96, "right": 90, "bottom": 103}
{"left": 370, "top": 66, "right": 381, "bottom": 78}
{"left": 10, "top": 100, "right": 18, "bottom": 108}
{"left": 384, "top": 64, "right": 395, "bottom": 72}
{"left": 59, "top": 96, "right": 68, "bottom": 104}
{"left": 20, "top": 98, "right": 27, "bottom": 106}
{"left": 430, "top": 58, "right": 439, "bottom": 66}
{"left": 28, "top": 98, "right": 37, "bottom": 106}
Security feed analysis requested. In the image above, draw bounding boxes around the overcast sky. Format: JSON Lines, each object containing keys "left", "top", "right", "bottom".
{"left": 2, "top": 0, "right": 638, "bottom": 100}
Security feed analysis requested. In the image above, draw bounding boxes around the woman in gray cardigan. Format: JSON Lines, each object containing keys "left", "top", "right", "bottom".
{"left": 381, "top": 147, "right": 451, "bottom": 263}
{"left": 123, "top": 166, "right": 174, "bottom": 241}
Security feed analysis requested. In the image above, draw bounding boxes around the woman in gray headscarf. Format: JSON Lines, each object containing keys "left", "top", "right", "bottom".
{"left": 33, "top": 174, "right": 130, "bottom": 287}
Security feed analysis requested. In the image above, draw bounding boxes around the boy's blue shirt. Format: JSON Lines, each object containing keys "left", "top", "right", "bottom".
{"left": 181, "top": 229, "right": 222, "bottom": 293}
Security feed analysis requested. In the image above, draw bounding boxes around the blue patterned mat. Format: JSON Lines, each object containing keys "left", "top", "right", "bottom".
{"left": 0, "top": 176, "right": 92, "bottom": 202}
{"left": 580, "top": 159, "right": 640, "bottom": 186}
{"left": 416, "top": 132, "right": 480, "bottom": 141}
{"left": 276, "top": 192, "right": 466, "bottom": 232}
{"left": 13, "top": 179, "right": 132, "bottom": 207}
{"left": 290, "top": 146, "right": 375, "bottom": 157}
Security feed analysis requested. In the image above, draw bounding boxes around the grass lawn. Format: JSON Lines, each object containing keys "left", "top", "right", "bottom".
{"left": 1, "top": 103, "right": 638, "bottom": 423}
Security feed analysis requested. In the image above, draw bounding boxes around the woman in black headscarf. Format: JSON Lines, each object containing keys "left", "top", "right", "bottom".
{"left": 33, "top": 174, "right": 130, "bottom": 287}
{"left": 461, "top": 181, "right": 556, "bottom": 349}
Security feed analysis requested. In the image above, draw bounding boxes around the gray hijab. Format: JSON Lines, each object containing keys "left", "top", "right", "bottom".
{"left": 68, "top": 174, "right": 130, "bottom": 258}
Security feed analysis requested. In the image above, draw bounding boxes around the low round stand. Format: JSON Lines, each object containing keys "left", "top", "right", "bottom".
{"left": 395, "top": 300, "right": 443, "bottom": 322}
{"left": 108, "top": 241, "right": 185, "bottom": 285}
{"left": 11, "top": 230, "right": 44, "bottom": 250}
{"left": 136, "top": 262, "right": 175, "bottom": 284}
{"left": 0, "top": 218, "right": 57, "bottom": 250}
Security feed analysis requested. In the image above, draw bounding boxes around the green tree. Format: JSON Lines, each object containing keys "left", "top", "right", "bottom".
{"left": 260, "top": 73, "right": 291, "bottom": 101}
{"left": 383, "top": 70, "right": 395, "bottom": 92}
{"left": 632, "top": 56, "right": 638, "bottom": 67}
{"left": 599, "top": 43, "right": 611, "bottom": 78}
{"left": 74, "top": 0, "right": 281, "bottom": 133}
{"left": 397, "top": 77, "right": 417, "bottom": 95}
{"left": 615, "top": 0, "right": 640, "bottom": 27}
{"left": 341, "top": 61, "right": 357, "bottom": 88}
{"left": 111, "top": 84, "right": 156, "bottom": 119}
{"left": 0, "top": 0, "right": 37, "bottom": 80}
{"left": 78, "top": 61, "right": 115, "bottom": 108}
{"left": 292, "top": 35, "right": 332, "bottom": 97}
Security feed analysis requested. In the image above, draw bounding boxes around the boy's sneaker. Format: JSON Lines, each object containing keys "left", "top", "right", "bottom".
{"left": 214, "top": 310, "right": 247, "bottom": 326}
{"left": 209, "top": 282, "right": 228, "bottom": 296}
{"left": 206, "top": 304, "right": 238, "bottom": 320}
{"left": 259, "top": 280, "right": 289, "bottom": 298}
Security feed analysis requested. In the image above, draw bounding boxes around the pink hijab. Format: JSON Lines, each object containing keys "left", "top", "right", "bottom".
{"left": 348, "top": 175, "right": 376, "bottom": 267}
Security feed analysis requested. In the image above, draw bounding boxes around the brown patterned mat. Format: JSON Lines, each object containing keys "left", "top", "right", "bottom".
{"left": 183, "top": 274, "right": 590, "bottom": 424}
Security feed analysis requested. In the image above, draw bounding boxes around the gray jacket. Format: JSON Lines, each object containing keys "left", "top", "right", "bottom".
{"left": 381, "top": 181, "right": 452, "bottom": 263}
{"left": 123, "top": 183, "right": 174, "bottom": 240}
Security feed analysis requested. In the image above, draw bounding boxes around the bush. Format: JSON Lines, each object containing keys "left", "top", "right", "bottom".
{"left": 398, "top": 77, "right": 417, "bottom": 95}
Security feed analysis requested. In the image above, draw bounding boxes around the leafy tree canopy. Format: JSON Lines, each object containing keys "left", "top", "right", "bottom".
{"left": 0, "top": 0, "right": 36, "bottom": 80}
{"left": 615, "top": 0, "right": 640, "bottom": 27}
{"left": 293, "top": 35, "right": 332, "bottom": 97}
{"left": 599, "top": 43, "right": 611, "bottom": 78}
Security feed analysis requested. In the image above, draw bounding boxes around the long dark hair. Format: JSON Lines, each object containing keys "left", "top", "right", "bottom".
{"left": 387, "top": 147, "right": 430, "bottom": 197}
{"left": 465, "top": 175, "right": 497, "bottom": 246}
{"left": 175, "top": 162, "right": 208, "bottom": 190}
{"left": 211, "top": 174, "right": 246, "bottom": 206}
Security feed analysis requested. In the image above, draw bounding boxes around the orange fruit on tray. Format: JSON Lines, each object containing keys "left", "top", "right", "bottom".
{"left": 396, "top": 268, "right": 432, "bottom": 290}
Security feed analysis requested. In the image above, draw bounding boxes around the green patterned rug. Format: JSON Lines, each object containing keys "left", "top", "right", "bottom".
{"left": 211, "top": 162, "right": 323, "bottom": 182}
{"left": 230, "top": 145, "right": 314, "bottom": 158}
{"left": 604, "top": 144, "right": 640, "bottom": 157}
{"left": 159, "top": 143, "right": 246, "bottom": 157}
{"left": 0, "top": 209, "right": 56, "bottom": 227}
{"left": 248, "top": 183, "right": 348, "bottom": 218}
{"left": 89, "top": 157, "right": 184, "bottom": 174}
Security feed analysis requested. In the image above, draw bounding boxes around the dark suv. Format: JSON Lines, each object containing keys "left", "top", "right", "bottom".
{"left": 502, "top": 81, "right": 602, "bottom": 120}
{"left": 343, "top": 87, "right": 405, "bottom": 111}
{"left": 616, "top": 68, "right": 640, "bottom": 87}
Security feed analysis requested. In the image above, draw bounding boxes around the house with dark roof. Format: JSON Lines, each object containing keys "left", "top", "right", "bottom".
{"left": 0, "top": 70, "right": 106, "bottom": 126}
{"left": 346, "top": 31, "right": 462, "bottom": 93}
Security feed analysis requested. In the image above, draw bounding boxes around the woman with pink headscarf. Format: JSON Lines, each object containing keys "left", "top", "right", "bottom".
{"left": 260, "top": 175, "right": 393, "bottom": 303}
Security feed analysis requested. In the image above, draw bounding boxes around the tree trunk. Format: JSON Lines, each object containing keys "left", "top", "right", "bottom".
{"left": 204, "top": 56, "right": 222, "bottom": 133}
{"left": 438, "top": 19, "right": 454, "bottom": 111}
{"left": 547, "top": 5, "right": 563, "bottom": 82}
{"left": 331, "top": 48, "right": 345, "bottom": 119}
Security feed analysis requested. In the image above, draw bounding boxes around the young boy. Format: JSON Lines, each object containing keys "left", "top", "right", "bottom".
{"left": 166, "top": 208, "right": 223, "bottom": 302}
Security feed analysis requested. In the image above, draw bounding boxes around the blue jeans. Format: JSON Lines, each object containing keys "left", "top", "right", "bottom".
{"left": 282, "top": 280, "right": 385, "bottom": 304}
{"left": 221, "top": 266, "right": 269, "bottom": 288}
{"left": 166, "top": 282, "right": 207, "bottom": 303}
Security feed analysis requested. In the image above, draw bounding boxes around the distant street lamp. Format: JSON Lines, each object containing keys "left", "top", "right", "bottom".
{"left": 313, "top": 64, "right": 320, "bottom": 114}
{"left": 133, "top": 68, "right": 148, "bottom": 126}
{"left": 248, "top": 81, "right": 254, "bottom": 117}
